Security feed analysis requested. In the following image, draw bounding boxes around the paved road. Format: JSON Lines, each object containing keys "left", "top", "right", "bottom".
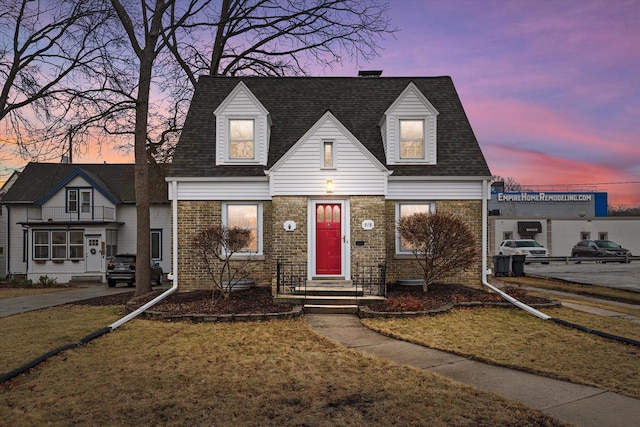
{"left": 525, "top": 261, "right": 640, "bottom": 292}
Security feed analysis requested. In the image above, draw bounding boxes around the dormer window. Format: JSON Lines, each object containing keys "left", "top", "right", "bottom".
{"left": 399, "top": 120, "right": 424, "bottom": 159}
{"left": 214, "top": 82, "right": 271, "bottom": 166}
{"left": 229, "top": 119, "right": 255, "bottom": 159}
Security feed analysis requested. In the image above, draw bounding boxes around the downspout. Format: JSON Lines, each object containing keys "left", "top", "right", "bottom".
{"left": 480, "top": 178, "right": 551, "bottom": 320}
{"left": 109, "top": 179, "right": 179, "bottom": 330}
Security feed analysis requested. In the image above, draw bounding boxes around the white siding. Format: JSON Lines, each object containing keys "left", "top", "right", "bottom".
{"left": 150, "top": 204, "right": 172, "bottom": 273}
{"left": 215, "top": 84, "right": 270, "bottom": 166}
{"left": 384, "top": 84, "right": 438, "bottom": 165}
{"left": 6, "top": 206, "right": 27, "bottom": 276}
{"left": 270, "top": 116, "right": 387, "bottom": 196}
{"left": 388, "top": 180, "right": 484, "bottom": 200}
{"left": 175, "top": 181, "right": 270, "bottom": 200}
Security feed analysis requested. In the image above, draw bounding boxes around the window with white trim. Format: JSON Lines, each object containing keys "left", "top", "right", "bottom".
{"left": 106, "top": 230, "right": 118, "bottom": 257}
{"left": 34, "top": 231, "right": 50, "bottom": 259}
{"left": 80, "top": 190, "right": 91, "bottom": 213}
{"left": 396, "top": 202, "right": 434, "bottom": 253}
{"left": 69, "top": 231, "right": 84, "bottom": 259}
{"left": 399, "top": 119, "right": 425, "bottom": 159}
{"left": 33, "top": 230, "right": 85, "bottom": 260}
{"left": 67, "top": 189, "right": 78, "bottom": 212}
{"left": 51, "top": 231, "right": 67, "bottom": 259}
{"left": 581, "top": 232, "right": 591, "bottom": 240}
{"left": 229, "top": 119, "right": 255, "bottom": 159}
{"left": 323, "top": 141, "right": 334, "bottom": 168}
{"left": 222, "top": 203, "right": 262, "bottom": 254}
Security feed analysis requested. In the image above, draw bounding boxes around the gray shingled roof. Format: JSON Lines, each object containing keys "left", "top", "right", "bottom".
{"left": 1, "top": 162, "right": 168, "bottom": 204}
{"left": 170, "top": 76, "right": 491, "bottom": 178}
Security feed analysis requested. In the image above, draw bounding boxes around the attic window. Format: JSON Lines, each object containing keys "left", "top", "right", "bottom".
{"left": 229, "top": 119, "right": 254, "bottom": 159}
{"left": 399, "top": 120, "right": 424, "bottom": 159}
{"left": 323, "top": 141, "right": 334, "bottom": 168}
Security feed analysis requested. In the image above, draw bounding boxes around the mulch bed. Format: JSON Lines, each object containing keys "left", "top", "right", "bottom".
{"left": 73, "top": 283, "right": 552, "bottom": 316}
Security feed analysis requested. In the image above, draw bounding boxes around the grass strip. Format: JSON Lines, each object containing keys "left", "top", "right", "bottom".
{"left": 363, "top": 307, "right": 640, "bottom": 400}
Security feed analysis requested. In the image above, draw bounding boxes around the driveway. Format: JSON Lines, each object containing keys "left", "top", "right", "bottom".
{"left": 525, "top": 262, "right": 640, "bottom": 293}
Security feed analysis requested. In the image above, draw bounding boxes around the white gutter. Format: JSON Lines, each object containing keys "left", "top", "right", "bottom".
{"left": 109, "top": 179, "right": 180, "bottom": 329}
{"left": 480, "top": 178, "right": 551, "bottom": 320}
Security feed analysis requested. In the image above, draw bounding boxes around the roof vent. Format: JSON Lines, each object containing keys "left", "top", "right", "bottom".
{"left": 358, "top": 70, "right": 383, "bottom": 78}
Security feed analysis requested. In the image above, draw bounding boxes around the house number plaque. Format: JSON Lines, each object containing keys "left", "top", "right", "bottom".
{"left": 283, "top": 220, "right": 296, "bottom": 231}
{"left": 361, "top": 220, "right": 374, "bottom": 230}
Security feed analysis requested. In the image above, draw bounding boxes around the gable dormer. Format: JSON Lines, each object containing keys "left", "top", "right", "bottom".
{"left": 213, "top": 81, "right": 271, "bottom": 166}
{"left": 380, "top": 82, "right": 439, "bottom": 165}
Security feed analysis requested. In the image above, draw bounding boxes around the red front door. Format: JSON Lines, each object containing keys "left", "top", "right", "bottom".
{"left": 316, "top": 203, "right": 341, "bottom": 275}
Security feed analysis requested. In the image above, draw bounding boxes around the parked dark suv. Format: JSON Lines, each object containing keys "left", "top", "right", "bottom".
{"left": 571, "top": 240, "right": 631, "bottom": 263}
{"left": 106, "top": 254, "right": 163, "bottom": 287}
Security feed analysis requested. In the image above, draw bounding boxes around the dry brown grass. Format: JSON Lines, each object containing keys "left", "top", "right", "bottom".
{"left": 0, "top": 306, "right": 565, "bottom": 426}
{"left": 0, "top": 287, "right": 70, "bottom": 299}
{"left": 499, "top": 276, "right": 640, "bottom": 304}
{"left": 363, "top": 307, "right": 640, "bottom": 399}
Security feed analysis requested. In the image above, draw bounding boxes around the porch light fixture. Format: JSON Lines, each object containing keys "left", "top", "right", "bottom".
{"left": 326, "top": 179, "right": 334, "bottom": 193}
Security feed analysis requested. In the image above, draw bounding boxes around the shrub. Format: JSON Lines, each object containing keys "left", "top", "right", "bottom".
{"left": 38, "top": 275, "right": 57, "bottom": 288}
{"left": 398, "top": 211, "right": 479, "bottom": 292}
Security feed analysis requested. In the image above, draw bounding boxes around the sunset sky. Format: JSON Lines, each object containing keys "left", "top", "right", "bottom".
{"left": 3, "top": 0, "right": 638, "bottom": 206}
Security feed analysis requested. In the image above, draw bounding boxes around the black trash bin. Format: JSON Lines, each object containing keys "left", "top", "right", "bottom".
{"left": 511, "top": 254, "right": 526, "bottom": 277}
{"left": 493, "top": 255, "right": 511, "bottom": 277}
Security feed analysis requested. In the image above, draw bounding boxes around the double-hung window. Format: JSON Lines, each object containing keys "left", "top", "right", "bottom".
{"left": 229, "top": 119, "right": 255, "bottom": 159}
{"left": 106, "top": 230, "right": 118, "bottom": 257}
{"left": 396, "top": 202, "right": 434, "bottom": 253}
{"left": 51, "top": 231, "right": 67, "bottom": 259}
{"left": 34, "top": 231, "right": 50, "bottom": 259}
{"left": 68, "top": 190, "right": 78, "bottom": 212}
{"left": 399, "top": 119, "right": 425, "bottom": 159}
{"left": 69, "top": 231, "right": 84, "bottom": 259}
{"left": 222, "top": 203, "right": 262, "bottom": 254}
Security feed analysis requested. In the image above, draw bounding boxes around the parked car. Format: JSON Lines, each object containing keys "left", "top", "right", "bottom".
{"left": 571, "top": 240, "right": 632, "bottom": 263}
{"left": 498, "top": 239, "right": 549, "bottom": 263}
{"left": 106, "top": 254, "right": 163, "bottom": 287}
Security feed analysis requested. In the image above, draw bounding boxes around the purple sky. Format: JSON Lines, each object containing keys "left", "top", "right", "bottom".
{"left": 5, "top": 0, "right": 637, "bottom": 206}
{"left": 321, "top": 0, "right": 639, "bottom": 206}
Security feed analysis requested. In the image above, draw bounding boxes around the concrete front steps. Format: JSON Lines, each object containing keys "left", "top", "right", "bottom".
{"left": 274, "top": 279, "right": 385, "bottom": 314}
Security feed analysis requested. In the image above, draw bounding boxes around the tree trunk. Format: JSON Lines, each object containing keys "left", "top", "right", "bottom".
{"left": 134, "top": 52, "right": 154, "bottom": 297}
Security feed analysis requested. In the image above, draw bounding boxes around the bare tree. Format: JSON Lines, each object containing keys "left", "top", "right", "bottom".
{"left": 398, "top": 211, "right": 479, "bottom": 293}
{"left": 492, "top": 175, "right": 531, "bottom": 192}
{"left": 0, "top": 0, "right": 115, "bottom": 160}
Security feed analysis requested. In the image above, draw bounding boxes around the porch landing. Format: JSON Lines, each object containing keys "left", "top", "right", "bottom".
{"left": 274, "top": 279, "right": 384, "bottom": 314}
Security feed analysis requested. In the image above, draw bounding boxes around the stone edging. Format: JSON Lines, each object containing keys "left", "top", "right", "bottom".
{"left": 126, "top": 303, "right": 304, "bottom": 323}
{"left": 359, "top": 300, "right": 561, "bottom": 319}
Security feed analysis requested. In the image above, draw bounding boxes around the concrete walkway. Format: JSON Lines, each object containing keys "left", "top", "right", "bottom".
{"left": 306, "top": 314, "right": 640, "bottom": 427}
{"left": 0, "top": 284, "right": 133, "bottom": 318}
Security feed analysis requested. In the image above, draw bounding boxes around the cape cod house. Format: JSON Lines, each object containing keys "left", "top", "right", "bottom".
{"left": 167, "top": 75, "right": 492, "bottom": 294}
{"left": 1, "top": 162, "right": 171, "bottom": 283}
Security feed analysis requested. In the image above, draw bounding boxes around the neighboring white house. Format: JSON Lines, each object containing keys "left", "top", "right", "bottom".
{"left": 0, "top": 162, "right": 171, "bottom": 283}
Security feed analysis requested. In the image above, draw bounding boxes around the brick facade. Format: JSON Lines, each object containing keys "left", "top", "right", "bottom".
{"left": 384, "top": 199, "right": 484, "bottom": 289}
{"left": 177, "top": 197, "right": 484, "bottom": 293}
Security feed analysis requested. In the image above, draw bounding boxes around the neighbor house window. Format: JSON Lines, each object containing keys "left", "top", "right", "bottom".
{"left": 51, "top": 231, "right": 67, "bottom": 259}
{"left": 223, "top": 203, "right": 262, "bottom": 254}
{"left": 80, "top": 190, "right": 92, "bottom": 213}
{"left": 598, "top": 232, "right": 608, "bottom": 240}
{"left": 581, "top": 232, "right": 591, "bottom": 240}
{"left": 69, "top": 231, "right": 84, "bottom": 259}
{"left": 229, "top": 119, "right": 254, "bottom": 159}
{"left": 396, "top": 202, "right": 434, "bottom": 253}
{"left": 399, "top": 119, "right": 424, "bottom": 159}
{"left": 151, "top": 229, "right": 162, "bottom": 260}
{"left": 503, "top": 231, "right": 513, "bottom": 240}
{"left": 34, "top": 231, "right": 50, "bottom": 259}
{"left": 67, "top": 190, "right": 78, "bottom": 212}
{"left": 323, "top": 141, "right": 334, "bottom": 168}
{"left": 106, "top": 230, "right": 118, "bottom": 257}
